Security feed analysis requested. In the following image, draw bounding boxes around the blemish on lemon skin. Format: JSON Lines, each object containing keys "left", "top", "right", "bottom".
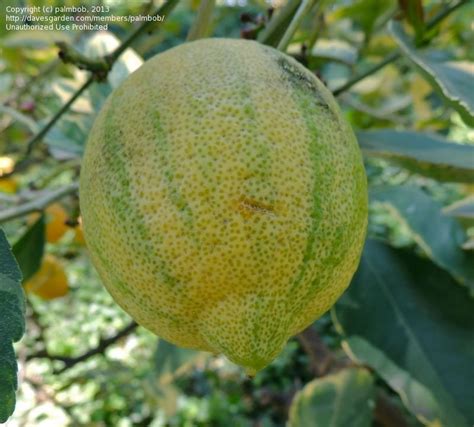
{"left": 237, "top": 196, "right": 276, "bottom": 219}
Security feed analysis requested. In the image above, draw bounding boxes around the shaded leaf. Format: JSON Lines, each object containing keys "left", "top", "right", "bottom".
{"left": 289, "top": 367, "right": 375, "bottom": 427}
{"left": 12, "top": 216, "right": 45, "bottom": 283}
{"left": 333, "top": 239, "right": 474, "bottom": 426}
{"left": 390, "top": 20, "right": 474, "bottom": 126}
{"left": 153, "top": 338, "right": 198, "bottom": 379}
{"left": 2, "top": 31, "right": 70, "bottom": 49}
{"left": 461, "top": 237, "right": 474, "bottom": 251}
{"left": 186, "top": 0, "right": 216, "bottom": 41}
{"left": 345, "top": 95, "right": 411, "bottom": 124}
{"left": 0, "top": 229, "right": 25, "bottom": 423}
{"left": 309, "top": 39, "right": 358, "bottom": 65}
{"left": 0, "top": 104, "right": 39, "bottom": 133}
{"left": 371, "top": 185, "right": 474, "bottom": 294}
{"left": 332, "top": 0, "right": 396, "bottom": 40}
{"left": 358, "top": 130, "right": 474, "bottom": 183}
{"left": 444, "top": 195, "right": 474, "bottom": 228}
{"left": 343, "top": 337, "right": 450, "bottom": 425}
{"left": 258, "top": 0, "right": 301, "bottom": 47}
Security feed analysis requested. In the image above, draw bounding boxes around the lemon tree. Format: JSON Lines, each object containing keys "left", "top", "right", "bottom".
{"left": 1, "top": 0, "right": 473, "bottom": 425}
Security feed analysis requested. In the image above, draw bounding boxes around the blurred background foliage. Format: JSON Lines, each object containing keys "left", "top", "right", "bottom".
{"left": 0, "top": 0, "right": 473, "bottom": 426}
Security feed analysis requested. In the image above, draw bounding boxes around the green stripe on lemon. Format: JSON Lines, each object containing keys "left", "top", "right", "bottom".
{"left": 80, "top": 38, "right": 367, "bottom": 374}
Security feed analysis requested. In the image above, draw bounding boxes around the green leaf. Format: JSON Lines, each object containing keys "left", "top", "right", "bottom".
{"left": 390, "top": 20, "right": 474, "bottom": 126}
{"left": 2, "top": 31, "right": 70, "bottom": 49}
{"left": 0, "top": 229, "right": 26, "bottom": 423}
{"left": 153, "top": 339, "right": 198, "bottom": 379}
{"left": 343, "top": 337, "right": 450, "bottom": 425}
{"left": 371, "top": 185, "right": 474, "bottom": 294}
{"left": 333, "top": 239, "right": 474, "bottom": 426}
{"left": 309, "top": 39, "right": 358, "bottom": 66}
{"left": 444, "top": 196, "right": 474, "bottom": 228}
{"left": 332, "top": 0, "right": 396, "bottom": 40}
{"left": 0, "top": 104, "right": 39, "bottom": 133}
{"left": 12, "top": 216, "right": 45, "bottom": 283}
{"left": 288, "top": 368, "right": 375, "bottom": 427}
{"left": 186, "top": 0, "right": 216, "bottom": 41}
{"left": 358, "top": 130, "right": 474, "bottom": 183}
{"left": 258, "top": 0, "right": 301, "bottom": 47}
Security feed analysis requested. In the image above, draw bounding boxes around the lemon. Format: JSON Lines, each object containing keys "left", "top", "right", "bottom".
{"left": 29, "top": 203, "right": 69, "bottom": 243}
{"left": 80, "top": 38, "right": 367, "bottom": 374}
{"left": 24, "top": 254, "right": 69, "bottom": 300}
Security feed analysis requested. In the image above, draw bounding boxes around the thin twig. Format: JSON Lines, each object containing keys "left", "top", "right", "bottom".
{"left": 277, "top": 0, "right": 318, "bottom": 51}
{"left": 56, "top": 41, "right": 110, "bottom": 77}
{"left": 258, "top": 0, "right": 301, "bottom": 47}
{"left": 424, "top": 0, "right": 468, "bottom": 31}
{"left": 0, "top": 182, "right": 78, "bottom": 223}
{"left": 27, "top": 321, "right": 138, "bottom": 374}
{"left": 332, "top": 51, "right": 400, "bottom": 96}
{"left": 24, "top": 76, "right": 94, "bottom": 157}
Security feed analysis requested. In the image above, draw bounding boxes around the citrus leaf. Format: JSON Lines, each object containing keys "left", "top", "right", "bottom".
{"left": 342, "top": 337, "right": 451, "bottom": 426}
{"left": 1, "top": 30, "right": 70, "bottom": 49}
{"left": 333, "top": 239, "right": 474, "bottom": 426}
{"left": 186, "top": 0, "right": 216, "bottom": 41}
{"left": 0, "top": 104, "right": 39, "bottom": 133}
{"left": 390, "top": 20, "right": 474, "bottom": 126}
{"left": 288, "top": 367, "right": 375, "bottom": 427}
{"left": 153, "top": 338, "right": 198, "bottom": 379}
{"left": 444, "top": 196, "right": 474, "bottom": 228}
{"left": 371, "top": 185, "right": 474, "bottom": 294}
{"left": 12, "top": 216, "right": 45, "bottom": 283}
{"left": 258, "top": 0, "right": 301, "bottom": 47}
{"left": 358, "top": 130, "right": 474, "bottom": 183}
{"left": 0, "top": 229, "right": 25, "bottom": 423}
{"left": 332, "top": 0, "right": 396, "bottom": 40}
{"left": 309, "top": 39, "right": 358, "bottom": 65}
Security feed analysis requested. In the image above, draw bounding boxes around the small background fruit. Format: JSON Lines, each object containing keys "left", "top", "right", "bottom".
{"left": 24, "top": 254, "right": 69, "bottom": 300}
{"left": 0, "top": 156, "right": 15, "bottom": 175}
{"left": 74, "top": 217, "right": 87, "bottom": 245}
{"left": 45, "top": 204, "right": 70, "bottom": 243}
{"left": 29, "top": 203, "right": 70, "bottom": 243}
{"left": 0, "top": 178, "right": 18, "bottom": 194}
